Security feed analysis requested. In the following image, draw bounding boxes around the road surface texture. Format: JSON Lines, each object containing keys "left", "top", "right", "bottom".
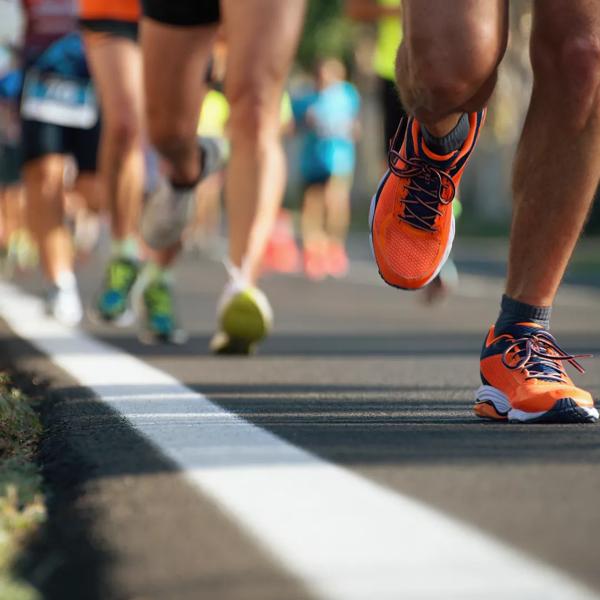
{"left": 1, "top": 240, "right": 599, "bottom": 600}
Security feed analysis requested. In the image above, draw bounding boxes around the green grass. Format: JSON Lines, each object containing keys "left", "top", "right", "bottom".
{"left": 0, "top": 376, "right": 45, "bottom": 600}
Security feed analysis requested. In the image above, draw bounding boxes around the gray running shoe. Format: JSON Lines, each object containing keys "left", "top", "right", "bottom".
{"left": 141, "top": 137, "right": 229, "bottom": 251}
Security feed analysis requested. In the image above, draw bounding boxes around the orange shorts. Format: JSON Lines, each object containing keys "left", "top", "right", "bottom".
{"left": 79, "top": 0, "right": 140, "bottom": 23}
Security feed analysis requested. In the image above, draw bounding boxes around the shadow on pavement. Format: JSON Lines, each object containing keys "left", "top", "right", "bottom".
{"left": 18, "top": 331, "right": 598, "bottom": 358}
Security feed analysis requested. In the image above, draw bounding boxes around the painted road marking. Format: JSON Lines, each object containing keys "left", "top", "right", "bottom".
{"left": 0, "top": 281, "right": 597, "bottom": 600}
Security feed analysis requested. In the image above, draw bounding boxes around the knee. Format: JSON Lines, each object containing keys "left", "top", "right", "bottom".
{"left": 23, "top": 159, "right": 63, "bottom": 202}
{"left": 147, "top": 116, "right": 194, "bottom": 160}
{"left": 532, "top": 33, "right": 600, "bottom": 125}
{"left": 227, "top": 86, "right": 280, "bottom": 147}
{"left": 400, "top": 22, "right": 503, "bottom": 115}
{"left": 105, "top": 111, "right": 142, "bottom": 149}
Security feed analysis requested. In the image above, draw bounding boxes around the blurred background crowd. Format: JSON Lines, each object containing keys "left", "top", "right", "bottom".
{"left": 0, "top": 0, "right": 598, "bottom": 294}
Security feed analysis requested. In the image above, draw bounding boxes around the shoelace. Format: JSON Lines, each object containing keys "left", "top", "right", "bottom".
{"left": 387, "top": 124, "right": 456, "bottom": 233}
{"left": 501, "top": 331, "right": 589, "bottom": 382}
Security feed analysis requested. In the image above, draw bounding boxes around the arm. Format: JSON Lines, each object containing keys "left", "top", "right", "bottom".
{"left": 345, "top": 0, "right": 401, "bottom": 23}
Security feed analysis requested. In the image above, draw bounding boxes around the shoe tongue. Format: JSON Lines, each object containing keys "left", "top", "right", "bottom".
{"left": 396, "top": 131, "right": 457, "bottom": 231}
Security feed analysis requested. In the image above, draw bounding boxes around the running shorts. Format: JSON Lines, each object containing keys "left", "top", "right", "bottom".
{"left": 21, "top": 118, "right": 100, "bottom": 172}
{"left": 141, "top": 0, "right": 220, "bottom": 27}
{"left": 79, "top": 20, "right": 139, "bottom": 42}
{"left": 0, "top": 144, "right": 22, "bottom": 185}
{"left": 80, "top": 0, "right": 140, "bottom": 41}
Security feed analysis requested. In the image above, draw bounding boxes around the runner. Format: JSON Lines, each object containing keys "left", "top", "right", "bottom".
{"left": 370, "top": 0, "right": 599, "bottom": 423}
{"left": 20, "top": 0, "right": 101, "bottom": 326}
{"left": 293, "top": 57, "right": 360, "bottom": 280}
{"left": 79, "top": 0, "right": 187, "bottom": 343}
{"left": 140, "top": 0, "right": 306, "bottom": 354}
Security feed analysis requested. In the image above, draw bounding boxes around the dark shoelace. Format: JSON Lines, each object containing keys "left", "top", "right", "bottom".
{"left": 387, "top": 124, "right": 456, "bottom": 232}
{"left": 501, "top": 331, "right": 589, "bottom": 382}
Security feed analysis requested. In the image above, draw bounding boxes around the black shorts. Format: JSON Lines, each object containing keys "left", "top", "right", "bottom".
{"left": 21, "top": 119, "right": 100, "bottom": 172}
{"left": 80, "top": 19, "right": 139, "bottom": 42}
{"left": 380, "top": 76, "right": 405, "bottom": 154}
{"left": 0, "top": 144, "right": 22, "bottom": 185}
{"left": 142, "top": 0, "right": 220, "bottom": 27}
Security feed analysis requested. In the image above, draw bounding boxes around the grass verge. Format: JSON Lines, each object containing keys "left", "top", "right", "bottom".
{"left": 0, "top": 374, "right": 45, "bottom": 600}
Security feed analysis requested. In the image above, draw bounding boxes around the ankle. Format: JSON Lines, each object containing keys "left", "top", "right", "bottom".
{"left": 54, "top": 270, "right": 77, "bottom": 291}
{"left": 421, "top": 113, "right": 470, "bottom": 155}
{"left": 495, "top": 294, "right": 552, "bottom": 332}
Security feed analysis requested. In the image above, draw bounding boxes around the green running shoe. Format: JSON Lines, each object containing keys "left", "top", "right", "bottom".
{"left": 139, "top": 279, "right": 187, "bottom": 345}
{"left": 92, "top": 257, "right": 139, "bottom": 326}
{"left": 210, "top": 282, "right": 273, "bottom": 355}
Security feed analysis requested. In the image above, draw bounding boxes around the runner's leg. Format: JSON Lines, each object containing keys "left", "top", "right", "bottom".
{"left": 324, "top": 176, "right": 351, "bottom": 246}
{"left": 222, "top": 0, "right": 306, "bottom": 283}
{"left": 23, "top": 154, "right": 71, "bottom": 283}
{"left": 141, "top": 19, "right": 217, "bottom": 187}
{"left": 476, "top": 0, "right": 600, "bottom": 423}
{"left": 397, "top": 0, "right": 508, "bottom": 134}
{"left": 506, "top": 0, "right": 600, "bottom": 306}
{"left": 370, "top": 0, "right": 508, "bottom": 290}
{"left": 83, "top": 31, "right": 144, "bottom": 240}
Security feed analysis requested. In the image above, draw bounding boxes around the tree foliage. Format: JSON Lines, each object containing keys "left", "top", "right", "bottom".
{"left": 296, "top": 0, "right": 356, "bottom": 69}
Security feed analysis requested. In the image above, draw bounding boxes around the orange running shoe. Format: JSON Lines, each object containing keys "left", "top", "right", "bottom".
{"left": 303, "top": 243, "right": 327, "bottom": 281}
{"left": 262, "top": 209, "right": 301, "bottom": 274}
{"left": 475, "top": 323, "right": 598, "bottom": 423}
{"left": 369, "top": 111, "right": 485, "bottom": 290}
{"left": 326, "top": 241, "right": 349, "bottom": 279}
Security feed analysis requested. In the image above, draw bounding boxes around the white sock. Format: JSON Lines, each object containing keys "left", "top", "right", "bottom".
{"left": 55, "top": 270, "right": 77, "bottom": 291}
{"left": 111, "top": 237, "right": 139, "bottom": 261}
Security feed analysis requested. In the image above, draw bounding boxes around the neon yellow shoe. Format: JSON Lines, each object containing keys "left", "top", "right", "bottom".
{"left": 210, "top": 281, "right": 273, "bottom": 355}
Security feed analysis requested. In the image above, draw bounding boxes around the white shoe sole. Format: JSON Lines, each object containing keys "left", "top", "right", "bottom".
{"left": 474, "top": 384, "right": 599, "bottom": 423}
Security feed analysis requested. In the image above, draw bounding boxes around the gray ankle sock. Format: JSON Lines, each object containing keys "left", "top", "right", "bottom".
{"left": 495, "top": 294, "right": 552, "bottom": 332}
{"left": 422, "top": 113, "right": 469, "bottom": 155}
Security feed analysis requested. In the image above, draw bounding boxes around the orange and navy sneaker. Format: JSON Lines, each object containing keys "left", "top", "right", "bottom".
{"left": 475, "top": 322, "right": 598, "bottom": 423}
{"left": 369, "top": 111, "right": 485, "bottom": 290}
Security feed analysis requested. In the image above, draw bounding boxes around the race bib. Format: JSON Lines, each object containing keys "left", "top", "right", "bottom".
{"left": 20, "top": 69, "right": 98, "bottom": 129}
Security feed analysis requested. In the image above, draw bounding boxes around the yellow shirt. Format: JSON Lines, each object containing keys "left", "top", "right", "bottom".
{"left": 197, "top": 89, "right": 229, "bottom": 138}
{"left": 373, "top": 0, "right": 403, "bottom": 81}
{"left": 197, "top": 90, "right": 292, "bottom": 137}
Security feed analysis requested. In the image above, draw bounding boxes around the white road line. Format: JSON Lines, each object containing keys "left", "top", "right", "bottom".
{"left": 0, "top": 280, "right": 597, "bottom": 600}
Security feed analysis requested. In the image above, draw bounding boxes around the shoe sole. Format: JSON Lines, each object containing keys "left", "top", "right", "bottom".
{"left": 215, "top": 292, "right": 271, "bottom": 356}
{"left": 474, "top": 384, "right": 599, "bottom": 424}
{"left": 87, "top": 305, "right": 136, "bottom": 328}
{"left": 368, "top": 170, "right": 455, "bottom": 291}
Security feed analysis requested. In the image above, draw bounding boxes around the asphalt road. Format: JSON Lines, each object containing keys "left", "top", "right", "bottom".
{"left": 2, "top": 245, "right": 600, "bottom": 600}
